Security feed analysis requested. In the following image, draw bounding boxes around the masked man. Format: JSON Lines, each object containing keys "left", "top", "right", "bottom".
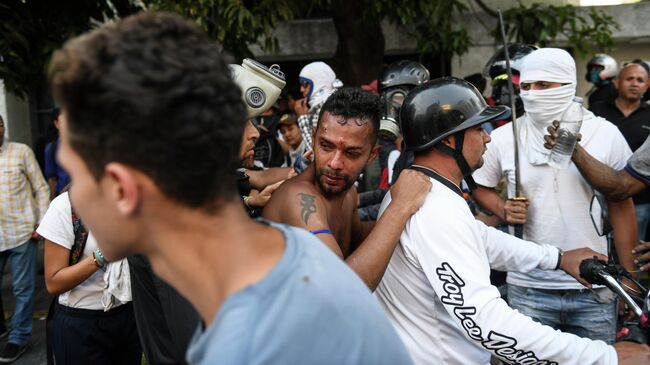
{"left": 294, "top": 61, "right": 342, "bottom": 150}
{"left": 472, "top": 48, "right": 637, "bottom": 344}
{"left": 586, "top": 53, "right": 619, "bottom": 108}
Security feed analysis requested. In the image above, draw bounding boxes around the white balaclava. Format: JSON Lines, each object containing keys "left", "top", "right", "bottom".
{"left": 299, "top": 62, "right": 342, "bottom": 108}
{"left": 519, "top": 48, "right": 577, "bottom": 165}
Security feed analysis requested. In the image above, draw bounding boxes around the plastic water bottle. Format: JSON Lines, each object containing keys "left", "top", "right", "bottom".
{"left": 548, "top": 97, "right": 584, "bottom": 169}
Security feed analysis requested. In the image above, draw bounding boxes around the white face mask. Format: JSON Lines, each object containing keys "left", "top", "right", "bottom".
{"left": 520, "top": 84, "right": 575, "bottom": 128}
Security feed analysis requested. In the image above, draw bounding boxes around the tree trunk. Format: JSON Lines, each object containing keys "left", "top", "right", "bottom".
{"left": 329, "top": 0, "right": 385, "bottom": 87}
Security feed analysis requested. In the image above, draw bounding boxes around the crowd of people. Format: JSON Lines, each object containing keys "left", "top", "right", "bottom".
{"left": 1, "top": 10, "right": 650, "bottom": 365}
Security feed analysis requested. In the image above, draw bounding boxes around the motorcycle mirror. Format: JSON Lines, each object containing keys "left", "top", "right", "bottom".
{"left": 589, "top": 194, "right": 612, "bottom": 237}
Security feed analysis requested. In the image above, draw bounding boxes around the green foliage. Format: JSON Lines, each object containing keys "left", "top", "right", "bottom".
{"left": 0, "top": 0, "right": 623, "bottom": 96}
{"left": 0, "top": 0, "right": 137, "bottom": 97}
{"left": 145, "top": 0, "right": 301, "bottom": 59}
{"left": 365, "top": 0, "right": 471, "bottom": 60}
{"left": 499, "top": 2, "right": 620, "bottom": 57}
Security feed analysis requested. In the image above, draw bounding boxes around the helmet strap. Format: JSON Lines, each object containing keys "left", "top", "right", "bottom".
{"left": 435, "top": 131, "right": 478, "bottom": 191}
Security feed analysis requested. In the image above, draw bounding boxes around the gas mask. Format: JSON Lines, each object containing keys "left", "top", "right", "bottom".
{"left": 586, "top": 69, "right": 611, "bottom": 87}
{"left": 379, "top": 87, "right": 408, "bottom": 140}
{"left": 229, "top": 59, "right": 286, "bottom": 119}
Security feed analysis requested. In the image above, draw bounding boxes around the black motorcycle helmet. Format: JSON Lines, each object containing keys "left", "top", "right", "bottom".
{"left": 482, "top": 44, "right": 538, "bottom": 79}
{"left": 378, "top": 61, "right": 430, "bottom": 140}
{"left": 400, "top": 77, "right": 510, "bottom": 189}
{"left": 484, "top": 44, "right": 537, "bottom": 118}
{"left": 378, "top": 60, "right": 430, "bottom": 92}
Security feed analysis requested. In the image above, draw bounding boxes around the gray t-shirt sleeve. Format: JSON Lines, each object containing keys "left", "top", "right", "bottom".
{"left": 626, "top": 135, "right": 650, "bottom": 186}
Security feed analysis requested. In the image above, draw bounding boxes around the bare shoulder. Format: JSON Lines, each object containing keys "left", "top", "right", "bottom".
{"left": 263, "top": 177, "right": 324, "bottom": 225}
{"left": 271, "top": 177, "right": 320, "bottom": 205}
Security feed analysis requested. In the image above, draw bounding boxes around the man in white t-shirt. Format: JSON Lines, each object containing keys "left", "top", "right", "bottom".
{"left": 472, "top": 48, "right": 637, "bottom": 343}
{"left": 375, "top": 76, "right": 650, "bottom": 364}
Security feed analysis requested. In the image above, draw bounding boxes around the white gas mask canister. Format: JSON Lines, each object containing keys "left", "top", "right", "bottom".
{"left": 229, "top": 59, "right": 286, "bottom": 119}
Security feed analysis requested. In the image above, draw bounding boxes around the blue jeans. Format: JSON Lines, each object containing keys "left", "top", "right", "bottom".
{"left": 0, "top": 240, "right": 36, "bottom": 347}
{"left": 507, "top": 284, "right": 617, "bottom": 344}
{"left": 635, "top": 203, "right": 650, "bottom": 241}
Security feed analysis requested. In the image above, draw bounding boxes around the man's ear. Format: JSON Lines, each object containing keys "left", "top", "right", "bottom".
{"left": 104, "top": 162, "right": 141, "bottom": 216}
{"left": 613, "top": 77, "right": 620, "bottom": 90}
{"left": 442, "top": 135, "right": 456, "bottom": 149}
{"left": 366, "top": 143, "right": 381, "bottom": 165}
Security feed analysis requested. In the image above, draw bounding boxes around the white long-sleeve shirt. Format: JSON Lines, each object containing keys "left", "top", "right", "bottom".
{"left": 374, "top": 175, "right": 617, "bottom": 365}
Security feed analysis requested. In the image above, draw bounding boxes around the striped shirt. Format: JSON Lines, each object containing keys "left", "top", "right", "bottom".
{"left": 0, "top": 141, "right": 50, "bottom": 250}
{"left": 297, "top": 102, "right": 323, "bottom": 152}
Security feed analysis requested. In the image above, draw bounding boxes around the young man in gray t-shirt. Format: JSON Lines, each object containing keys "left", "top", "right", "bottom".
{"left": 48, "top": 11, "right": 412, "bottom": 365}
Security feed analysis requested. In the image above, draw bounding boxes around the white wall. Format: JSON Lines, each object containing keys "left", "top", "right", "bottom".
{"left": 0, "top": 80, "right": 33, "bottom": 146}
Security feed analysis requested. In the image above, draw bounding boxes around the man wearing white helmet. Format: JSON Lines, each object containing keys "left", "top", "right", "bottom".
{"left": 293, "top": 61, "right": 342, "bottom": 150}
{"left": 473, "top": 48, "right": 637, "bottom": 344}
{"left": 586, "top": 53, "right": 619, "bottom": 108}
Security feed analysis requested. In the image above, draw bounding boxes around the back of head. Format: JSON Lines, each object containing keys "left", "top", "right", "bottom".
{"left": 48, "top": 11, "right": 247, "bottom": 211}
{"left": 520, "top": 48, "right": 577, "bottom": 87}
{"left": 51, "top": 107, "right": 61, "bottom": 122}
{"left": 317, "top": 87, "right": 381, "bottom": 145}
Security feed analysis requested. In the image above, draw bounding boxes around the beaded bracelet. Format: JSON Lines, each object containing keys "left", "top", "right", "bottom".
{"left": 93, "top": 248, "right": 108, "bottom": 268}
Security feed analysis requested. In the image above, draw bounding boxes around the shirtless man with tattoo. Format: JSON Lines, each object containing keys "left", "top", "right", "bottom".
{"left": 263, "top": 87, "right": 431, "bottom": 290}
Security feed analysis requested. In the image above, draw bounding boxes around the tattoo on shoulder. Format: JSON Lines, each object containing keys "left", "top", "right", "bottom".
{"left": 298, "top": 193, "right": 317, "bottom": 224}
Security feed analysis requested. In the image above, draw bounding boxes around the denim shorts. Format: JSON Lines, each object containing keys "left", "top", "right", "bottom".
{"left": 507, "top": 284, "right": 617, "bottom": 344}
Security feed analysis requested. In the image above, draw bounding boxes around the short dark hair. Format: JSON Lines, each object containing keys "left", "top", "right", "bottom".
{"left": 48, "top": 11, "right": 246, "bottom": 210}
{"left": 51, "top": 108, "right": 61, "bottom": 122}
{"left": 316, "top": 87, "right": 380, "bottom": 144}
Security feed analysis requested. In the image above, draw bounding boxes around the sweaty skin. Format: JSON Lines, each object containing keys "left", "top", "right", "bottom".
{"left": 263, "top": 112, "right": 431, "bottom": 290}
{"left": 265, "top": 166, "right": 358, "bottom": 255}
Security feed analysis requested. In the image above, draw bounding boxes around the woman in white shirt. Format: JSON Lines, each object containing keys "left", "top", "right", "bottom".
{"left": 39, "top": 192, "right": 141, "bottom": 365}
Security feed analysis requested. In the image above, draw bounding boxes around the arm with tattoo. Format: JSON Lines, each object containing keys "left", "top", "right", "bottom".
{"left": 298, "top": 193, "right": 317, "bottom": 225}
{"left": 285, "top": 190, "right": 343, "bottom": 258}
{"left": 267, "top": 172, "right": 431, "bottom": 290}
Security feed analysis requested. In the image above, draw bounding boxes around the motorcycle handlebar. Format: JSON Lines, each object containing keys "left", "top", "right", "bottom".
{"left": 579, "top": 259, "right": 643, "bottom": 318}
